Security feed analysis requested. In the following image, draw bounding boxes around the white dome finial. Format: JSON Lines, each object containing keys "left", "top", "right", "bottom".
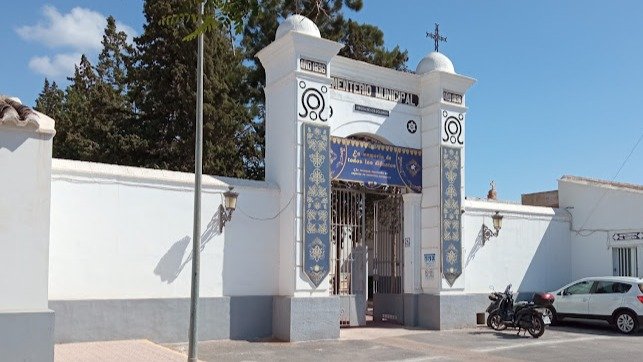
{"left": 275, "top": 14, "right": 321, "bottom": 40}
{"left": 416, "top": 51, "right": 455, "bottom": 74}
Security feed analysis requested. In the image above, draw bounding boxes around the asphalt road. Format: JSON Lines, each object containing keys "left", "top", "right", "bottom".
{"left": 167, "top": 320, "right": 642, "bottom": 361}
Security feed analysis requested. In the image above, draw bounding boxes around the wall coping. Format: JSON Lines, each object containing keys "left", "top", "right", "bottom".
{"left": 52, "top": 159, "right": 279, "bottom": 193}
{"left": 464, "top": 198, "right": 570, "bottom": 221}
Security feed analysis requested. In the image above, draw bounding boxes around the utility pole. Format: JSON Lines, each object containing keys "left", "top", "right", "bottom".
{"left": 188, "top": 2, "right": 204, "bottom": 361}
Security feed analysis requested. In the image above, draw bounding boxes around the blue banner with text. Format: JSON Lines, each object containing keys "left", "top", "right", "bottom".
{"left": 330, "top": 137, "right": 422, "bottom": 192}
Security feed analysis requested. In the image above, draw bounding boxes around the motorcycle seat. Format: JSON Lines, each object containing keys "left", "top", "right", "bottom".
{"left": 513, "top": 301, "right": 532, "bottom": 311}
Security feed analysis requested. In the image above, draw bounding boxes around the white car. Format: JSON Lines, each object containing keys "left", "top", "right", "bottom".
{"left": 545, "top": 276, "right": 643, "bottom": 334}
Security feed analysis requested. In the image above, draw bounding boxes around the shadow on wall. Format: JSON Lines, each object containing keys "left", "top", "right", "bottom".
{"left": 465, "top": 227, "right": 485, "bottom": 268}
{"left": 517, "top": 220, "right": 571, "bottom": 299}
{"left": 154, "top": 208, "right": 221, "bottom": 283}
{"left": 0, "top": 131, "right": 31, "bottom": 152}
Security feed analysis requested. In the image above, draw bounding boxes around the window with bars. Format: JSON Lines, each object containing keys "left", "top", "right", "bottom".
{"left": 612, "top": 247, "right": 638, "bottom": 277}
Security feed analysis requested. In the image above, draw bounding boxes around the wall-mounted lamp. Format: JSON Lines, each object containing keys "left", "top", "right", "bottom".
{"left": 482, "top": 211, "right": 503, "bottom": 243}
{"left": 219, "top": 186, "right": 239, "bottom": 233}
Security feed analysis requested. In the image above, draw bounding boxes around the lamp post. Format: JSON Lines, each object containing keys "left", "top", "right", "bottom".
{"left": 188, "top": 2, "right": 204, "bottom": 361}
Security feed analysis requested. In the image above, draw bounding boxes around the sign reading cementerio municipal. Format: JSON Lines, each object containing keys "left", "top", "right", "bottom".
{"left": 331, "top": 76, "right": 419, "bottom": 107}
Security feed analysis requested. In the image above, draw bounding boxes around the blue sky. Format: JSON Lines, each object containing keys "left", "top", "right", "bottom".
{"left": 2, "top": 1, "right": 642, "bottom": 201}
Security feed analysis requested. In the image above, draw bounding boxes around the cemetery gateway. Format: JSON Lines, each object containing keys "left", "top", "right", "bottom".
{"left": 1, "top": 14, "right": 643, "bottom": 361}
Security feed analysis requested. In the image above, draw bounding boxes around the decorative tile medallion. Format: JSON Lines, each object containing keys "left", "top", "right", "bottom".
{"left": 298, "top": 79, "right": 332, "bottom": 122}
{"left": 441, "top": 110, "right": 464, "bottom": 148}
{"left": 407, "top": 120, "right": 418, "bottom": 134}
{"left": 303, "top": 123, "right": 331, "bottom": 287}
{"left": 441, "top": 147, "right": 462, "bottom": 286}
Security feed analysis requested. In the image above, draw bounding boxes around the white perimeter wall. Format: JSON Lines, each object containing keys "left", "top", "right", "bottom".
{"left": 559, "top": 179, "right": 643, "bottom": 280}
{"left": 49, "top": 159, "right": 280, "bottom": 300}
{"left": 462, "top": 199, "right": 571, "bottom": 294}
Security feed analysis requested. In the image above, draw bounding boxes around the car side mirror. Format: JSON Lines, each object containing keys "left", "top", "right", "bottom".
{"left": 562, "top": 290, "right": 570, "bottom": 296}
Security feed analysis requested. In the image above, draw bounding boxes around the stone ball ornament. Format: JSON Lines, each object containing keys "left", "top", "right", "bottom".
{"left": 416, "top": 51, "right": 455, "bottom": 74}
{"left": 275, "top": 14, "right": 321, "bottom": 40}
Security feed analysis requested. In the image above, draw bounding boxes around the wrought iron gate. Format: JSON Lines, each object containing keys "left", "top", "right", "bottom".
{"left": 330, "top": 188, "right": 367, "bottom": 326}
{"left": 373, "top": 195, "right": 404, "bottom": 322}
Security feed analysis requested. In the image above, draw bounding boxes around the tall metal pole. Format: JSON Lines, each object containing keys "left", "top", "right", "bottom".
{"left": 188, "top": 2, "right": 204, "bottom": 361}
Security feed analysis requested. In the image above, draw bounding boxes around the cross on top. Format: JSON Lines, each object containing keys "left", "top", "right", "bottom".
{"left": 426, "top": 23, "right": 447, "bottom": 52}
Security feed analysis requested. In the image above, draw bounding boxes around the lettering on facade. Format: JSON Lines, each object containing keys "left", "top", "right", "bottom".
{"left": 443, "top": 90, "right": 463, "bottom": 104}
{"left": 354, "top": 104, "right": 390, "bottom": 117}
{"left": 299, "top": 58, "right": 327, "bottom": 75}
{"left": 331, "top": 76, "right": 419, "bottom": 107}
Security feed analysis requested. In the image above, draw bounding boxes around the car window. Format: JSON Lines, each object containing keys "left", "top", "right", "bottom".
{"left": 564, "top": 280, "right": 593, "bottom": 295}
{"left": 593, "top": 281, "right": 632, "bottom": 294}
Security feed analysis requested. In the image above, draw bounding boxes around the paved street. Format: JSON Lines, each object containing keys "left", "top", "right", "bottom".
{"left": 165, "top": 321, "right": 642, "bottom": 362}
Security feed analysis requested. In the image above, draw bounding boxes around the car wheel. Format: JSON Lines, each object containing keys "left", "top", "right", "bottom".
{"left": 488, "top": 312, "right": 507, "bottom": 331}
{"left": 543, "top": 306, "right": 558, "bottom": 326}
{"left": 613, "top": 310, "right": 639, "bottom": 334}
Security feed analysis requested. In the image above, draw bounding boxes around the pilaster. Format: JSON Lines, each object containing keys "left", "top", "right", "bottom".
{"left": 0, "top": 100, "right": 56, "bottom": 361}
{"left": 257, "top": 18, "right": 343, "bottom": 341}
{"left": 418, "top": 70, "right": 475, "bottom": 293}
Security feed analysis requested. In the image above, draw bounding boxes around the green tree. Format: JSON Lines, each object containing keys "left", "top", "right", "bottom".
{"left": 240, "top": 1, "right": 408, "bottom": 170}
{"left": 36, "top": 18, "right": 140, "bottom": 165}
{"left": 34, "top": 79, "right": 65, "bottom": 121}
{"left": 242, "top": 0, "right": 408, "bottom": 100}
{"left": 55, "top": 54, "right": 99, "bottom": 161}
{"left": 93, "top": 16, "right": 143, "bottom": 165}
{"left": 339, "top": 20, "right": 408, "bottom": 70}
{"left": 129, "top": 0, "right": 261, "bottom": 177}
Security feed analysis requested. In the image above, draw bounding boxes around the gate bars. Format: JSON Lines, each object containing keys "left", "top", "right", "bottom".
{"left": 373, "top": 196, "right": 404, "bottom": 295}
{"left": 330, "top": 188, "right": 366, "bottom": 296}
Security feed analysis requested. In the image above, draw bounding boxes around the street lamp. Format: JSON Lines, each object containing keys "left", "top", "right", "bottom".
{"left": 219, "top": 186, "right": 239, "bottom": 232}
{"left": 482, "top": 211, "right": 503, "bottom": 243}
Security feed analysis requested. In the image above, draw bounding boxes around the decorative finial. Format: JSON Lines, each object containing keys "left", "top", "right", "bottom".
{"left": 487, "top": 180, "right": 497, "bottom": 200}
{"left": 426, "top": 23, "right": 447, "bottom": 52}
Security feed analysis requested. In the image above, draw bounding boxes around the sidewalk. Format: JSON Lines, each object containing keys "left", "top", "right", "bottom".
{"left": 55, "top": 339, "right": 193, "bottom": 362}
{"left": 55, "top": 322, "right": 641, "bottom": 362}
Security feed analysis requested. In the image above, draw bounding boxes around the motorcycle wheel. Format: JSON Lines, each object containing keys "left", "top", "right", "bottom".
{"left": 487, "top": 312, "right": 507, "bottom": 331}
{"left": 527, "top": 314, "right": 545, "bottom": 338}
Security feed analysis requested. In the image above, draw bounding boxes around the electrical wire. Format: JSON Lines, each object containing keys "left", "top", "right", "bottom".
{"left": 237, "top": 192, "right": 296, "bottom": 221}
{"left": 577, "top": 131, "right": 643, "bottom": 233}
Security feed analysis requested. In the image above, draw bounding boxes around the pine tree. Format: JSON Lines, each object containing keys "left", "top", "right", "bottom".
{"left": 240, "top": 1, "right": 409, "bottom": 177}
{"left": 34, "top": 79, "right": 65, "bottom": 121}
{"left": 93, "top": 16, "right": 142, "bottom": 165}
{"left": 58, "top": 55, "right": 100, "bottom": 161}
{"left": 242, "top": 0, "right": 408, "bottom": 100}
{"left": 339, "top": 20, "right": 408, "bottom": 70}
{"left": 129, "top": 0, "right": 260, "bottom": 177}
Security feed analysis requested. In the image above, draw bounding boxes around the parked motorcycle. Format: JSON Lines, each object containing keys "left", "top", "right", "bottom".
{"left": 486, "top": 284, "right": 555, "bottom": 338}
{"left": 485, "top": 289, "right": 504, "bottom": 328}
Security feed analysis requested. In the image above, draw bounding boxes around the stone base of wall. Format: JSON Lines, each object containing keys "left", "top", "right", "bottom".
{"left": 49, "top": 296, "right": 273, "bottom": 343}
{"left": 50, "top": 293, "right": 498, "bottom": 343}
{"left": 417, "top": 293, "right": 489, "bottom": 329}
{"left": 272, "top": 296, "right": 340, "bottom": 341}
{"left": 0, "top": 309, "right": 54, "bottom": 361}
